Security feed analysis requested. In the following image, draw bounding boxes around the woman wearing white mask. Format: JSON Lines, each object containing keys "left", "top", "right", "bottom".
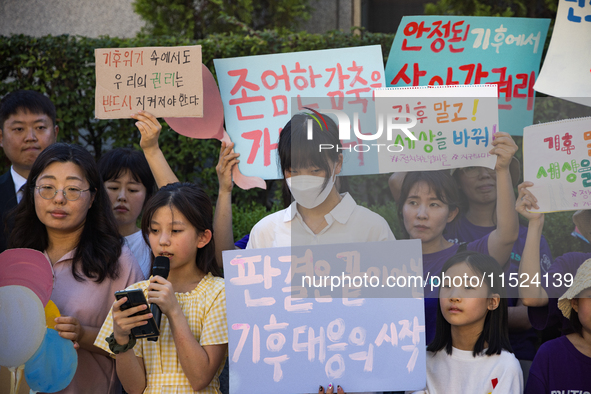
{"left": 245, "top": 111, "right": 395, "bottom": 249}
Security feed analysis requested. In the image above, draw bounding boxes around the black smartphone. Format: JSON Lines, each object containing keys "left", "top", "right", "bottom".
{"left": 115, "top": 289, "right": 160, "bottom": 339}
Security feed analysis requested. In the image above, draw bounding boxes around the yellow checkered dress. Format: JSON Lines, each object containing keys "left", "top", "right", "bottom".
{"left": 95, "top": 273, "right": 228, "bottom": 394}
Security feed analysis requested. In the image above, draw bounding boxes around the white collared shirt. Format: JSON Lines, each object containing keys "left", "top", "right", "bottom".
{"left": 11, "top": 166, "right": 27, "bottom": 203}
{"left": 246, "top": 192, "right": 395, "bottom": 249}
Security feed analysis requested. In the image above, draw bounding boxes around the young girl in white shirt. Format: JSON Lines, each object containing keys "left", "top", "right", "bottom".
{"left": 414, "top": 251, "right": 523, "bottom": 394}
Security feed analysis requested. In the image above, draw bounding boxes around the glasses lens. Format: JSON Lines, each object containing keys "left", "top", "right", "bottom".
{"left": 39, "top": 186, "right": 56, "bottom": 199}
{"left": 64, "top": 187, "right": 81, "bottom": 201}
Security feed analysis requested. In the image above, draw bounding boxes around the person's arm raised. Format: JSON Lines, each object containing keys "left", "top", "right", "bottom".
{"left": 214, "top": 141, "right": 240, "bottom": 267}
{"left": 515, "top": 182, "right": 548, "bottom": 307}
{"left": 486, "top": 132, "right": 519, "bottom": 267}
{"left": 388, "top": 172, "right": 407, "bottom": 203}
{"left": 132, "top": 110, "right": 179, "bottom": 188}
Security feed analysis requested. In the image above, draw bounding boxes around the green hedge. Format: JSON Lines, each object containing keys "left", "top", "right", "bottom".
{"left": 0, "top": 31, "right": 394, "bottom": 204}
{"left": 0, "top": 31, "right": 586, "bottom": 256}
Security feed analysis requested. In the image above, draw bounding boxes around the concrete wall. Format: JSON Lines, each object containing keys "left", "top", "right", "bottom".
{"left": 0, "top": 0, "right": 144, "bottom": 38}
{"left": 0, "top": 0, "right": 358, "bottom": 38}
{"left": 301, "top": 0, "right": 354, "bottom": 34}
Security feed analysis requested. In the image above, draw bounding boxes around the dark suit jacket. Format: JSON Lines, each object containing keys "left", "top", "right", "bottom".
{"left": 0, "top": 171, "right": 17, "bottom": 252}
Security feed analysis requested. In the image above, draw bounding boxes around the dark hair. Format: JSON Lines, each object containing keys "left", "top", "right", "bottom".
{"left": 278, "top": 112, "right": 342, "bottom": 192}
{"left": 141, "top": 183, "right": 222, "bottom": 278}
{"left": 98, "top": 148, "right": 156, "bottom": 206}
{"left": 8, "top": 143, "right": 123, "bottom": 282}
{"left": 427, "top": 251, "right": 512, "bottom": 357}
{"left": 0, "top": 90, "right": 57, "bottom": 130}
{"left": 397, "top": 171, "right": 460, "bottom": 238}
{"left": 570, "top": 305, "right": 584, "bottom": 336}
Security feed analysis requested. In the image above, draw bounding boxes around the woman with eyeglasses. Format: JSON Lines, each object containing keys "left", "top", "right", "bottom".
{"left": 8, "top": 142, "right": 144, "bottom": 394}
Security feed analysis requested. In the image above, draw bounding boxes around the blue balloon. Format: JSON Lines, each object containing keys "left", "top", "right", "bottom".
{"left": 24, "top": 328, "right": 77, "bottom": 393}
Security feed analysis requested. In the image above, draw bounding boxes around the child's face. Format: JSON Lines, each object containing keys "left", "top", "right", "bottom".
{"left": 148, "top": 206, "right": 210, "bottom": 272}
{"left": 572, "top": 287, "right": 591, "bottom": 332}
{"left": 104, "top": 169, "right": 147, "bottom": 229}
{"left": 402, "top": 181, "right": 458, "bottom": 244}
{"left": 439, "top": 262, "right": 499, "bottom": 330}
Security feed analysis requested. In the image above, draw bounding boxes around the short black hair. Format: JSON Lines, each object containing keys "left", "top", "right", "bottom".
{"left": 98, "top": 148, "right": 156, "bottom": 207}
{"left": 278, "top": 112, "right": 341, "bottom": 191}
{"left": 397, "top": 171, "right": 460, "bottom": 238}
{"left": 0, "top": 90, "right": 57, "bottom": 131}
{"left": 427, "top": 251, "right": 513, "bottom": 357}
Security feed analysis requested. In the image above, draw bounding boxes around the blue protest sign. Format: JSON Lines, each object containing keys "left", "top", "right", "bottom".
{"left": 214, "top": 46, "right": 385, "bottom": 179}
{"left": 385, "top": 16, "right": 550, "bottom": 136}
{"left": 223, "top": 240, "right": 426, "bottom": 393}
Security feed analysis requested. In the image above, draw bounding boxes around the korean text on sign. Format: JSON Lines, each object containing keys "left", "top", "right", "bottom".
{"left": 222, "top": 241, "right": 426, "bottom": 394}
{"left": 214, "top": 46, "right": 386, "bottom": 180}
{"left": 385, "top": 16, "right": 550, "bottom": 136}
{"left": 375, "top": 84, "right": 499, "bottom": 173}
{"left": 524, "top": 116, "right": 591, "bottom": 212}
{"left": 95, "top": 45, "right": 203, "bottom": 119}
{"left": 534, "top": 0, "right": 591, "bottom": 107}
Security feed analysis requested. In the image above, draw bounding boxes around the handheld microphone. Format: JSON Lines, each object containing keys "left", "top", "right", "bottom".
{"left": 148, "top": 256, "right": 170, "bottom": 342}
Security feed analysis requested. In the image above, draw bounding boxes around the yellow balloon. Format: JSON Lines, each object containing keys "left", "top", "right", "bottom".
{"left": 44, "top": 300, "right": 60, "bottom": 330}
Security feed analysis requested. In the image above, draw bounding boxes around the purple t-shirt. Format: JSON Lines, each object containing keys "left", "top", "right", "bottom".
{"left": 525, "top": 335, "right": 591, "bottom": 394}
{"left": 445, "top": 215, "right": 554, "bottom": 360}
{"left": 528, "top": 252, "right": 591, "bottom": 335}
{"left": 445, "top": 215, "right": 554, "bottom": 277}
{"left": 424, "top": 236, "right": 489, "bottom": 345}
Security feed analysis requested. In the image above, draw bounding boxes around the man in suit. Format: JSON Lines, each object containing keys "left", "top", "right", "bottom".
{"left": 0, "top": 90, "right": 59, "bottom": 252}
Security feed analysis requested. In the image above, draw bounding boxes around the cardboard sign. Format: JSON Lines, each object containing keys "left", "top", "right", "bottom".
{"left": 523, "top": 116, "right": 591, "bottom": 212}
{"left": 385, "top": 16, "right": 550, "bottom": 136}
{"left": 223, "top": 240, "right": 426, "bottom": 394}
{"left": 534, "top": 0, "right": 591, "bottom": 107}
{"left": 375, "top": 84, "right": 498, "bottom": 172}
{"left": 214, "top": 46, "right": 385, "bottom": 179}
{"left": 95, "top": 45, "right": 203, "bottom": 119}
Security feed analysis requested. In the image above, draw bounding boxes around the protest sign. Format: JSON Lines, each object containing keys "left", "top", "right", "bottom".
{"left": 534, "top": 0, "right": 591, "bottom": 107}
{"left": 214, "top": 46, "right": 385, "bottom": 179}
{"left": 385, "top": 16, "right": 550, "bottom": 136}
{"left": 523, "top": 117, "right": 591, "bottom": 212}
{"left": 374, "top": 84, "right": 498, "bottom": 172}
{"left": 95, "top": 45, "right": 203, "bottom": 119}
{"left": 223, "top": 240, "right": 426, "bottom": 394}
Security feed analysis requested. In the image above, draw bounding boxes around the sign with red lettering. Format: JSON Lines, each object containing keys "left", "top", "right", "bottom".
{"left": 524, "top": 117, "right": 591, "bottom": 212}
{"left": 95, "top": 45, "right": 203, "bottom": 119}
{"left": 385, "top": 16, "right": 550, "bottom": 136}
{"left": 214, "top": 46, "right": 385, "bottom": 179}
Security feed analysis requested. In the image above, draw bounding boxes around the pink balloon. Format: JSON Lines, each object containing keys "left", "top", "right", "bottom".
{"left": 0, "top": 248, "right": 53, "bottom": 306}
{"left": 164, "top": 64, "right": 267, "bottom": 190}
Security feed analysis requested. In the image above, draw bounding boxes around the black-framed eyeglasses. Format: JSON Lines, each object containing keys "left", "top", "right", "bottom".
{"left": 35, "top": 185, "right": 92, "bottom": 201}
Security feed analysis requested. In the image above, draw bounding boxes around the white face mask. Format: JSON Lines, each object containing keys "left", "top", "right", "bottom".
{"left": 286, "top": 168, "right": 336, "bottom": 209}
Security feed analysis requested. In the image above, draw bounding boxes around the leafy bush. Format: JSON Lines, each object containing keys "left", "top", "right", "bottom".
{"left": 1, "top": 31, "right": 587, "bottom": 256}
{"left": 0, "top": 31, "right": 394, "bottom": 235}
